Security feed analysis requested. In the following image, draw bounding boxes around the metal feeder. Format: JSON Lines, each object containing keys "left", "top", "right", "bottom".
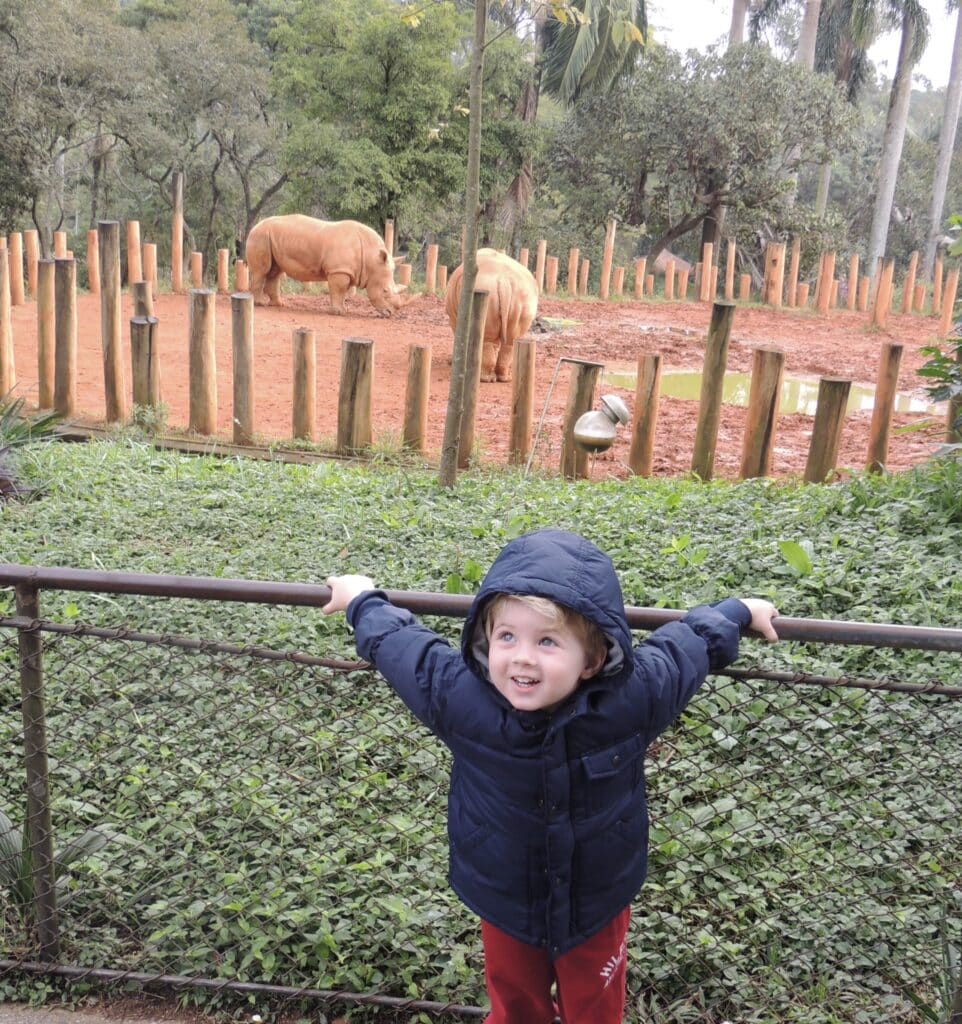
{"left": 572, "top": 394, "right": 631, "bottom": 453}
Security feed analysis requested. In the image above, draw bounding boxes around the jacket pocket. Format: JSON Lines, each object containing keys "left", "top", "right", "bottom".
{"left": 576, "top": 733, "right": 646, "bottom": 818}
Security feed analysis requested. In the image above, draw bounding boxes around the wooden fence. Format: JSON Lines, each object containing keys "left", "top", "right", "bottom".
{"left": 1, "top": 216, "right": 959, "bottom": 484}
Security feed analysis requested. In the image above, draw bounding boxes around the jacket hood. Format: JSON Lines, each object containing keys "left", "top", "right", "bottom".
{"left": 461, "top": 529, "right": 633, "bottom": 685}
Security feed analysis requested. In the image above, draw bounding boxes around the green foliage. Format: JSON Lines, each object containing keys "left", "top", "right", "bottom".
{"left": 0, "top": 391, "right": 61, "bottom": 500}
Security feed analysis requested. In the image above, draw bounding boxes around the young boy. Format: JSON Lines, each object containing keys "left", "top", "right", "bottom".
{"left": 322, "top": 528, "right": 778, "bottom": 1024}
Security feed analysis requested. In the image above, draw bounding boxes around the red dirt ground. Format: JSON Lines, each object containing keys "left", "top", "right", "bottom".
{"left": 8, "top": 284, "right": 952, "bottom": 481}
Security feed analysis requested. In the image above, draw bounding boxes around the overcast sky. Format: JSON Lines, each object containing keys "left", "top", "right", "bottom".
{"left": 648, "top": 0, "right": 960, "bottom": 90}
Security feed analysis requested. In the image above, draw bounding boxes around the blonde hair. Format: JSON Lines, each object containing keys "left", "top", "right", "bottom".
{"left": 483, "top": 593, "right": 608, "bottom": 668}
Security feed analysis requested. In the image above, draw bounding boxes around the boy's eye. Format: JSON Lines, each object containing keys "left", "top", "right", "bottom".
{"left": 496, "top": 630, "right": 514, "bottom": 643}
{"left": 539, "top": 636, "right": 558, "bottom": 647}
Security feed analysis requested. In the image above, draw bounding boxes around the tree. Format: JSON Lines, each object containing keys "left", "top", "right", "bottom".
{"left": 923, "top": 1, "right": 962, "bottom": 278}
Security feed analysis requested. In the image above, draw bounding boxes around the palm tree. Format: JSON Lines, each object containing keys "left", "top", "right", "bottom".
{"left": 866, "top": 0, "right": 930, "bottom": 281}
{"left": 923, "top": 1, "right": 962, "bottom": 279}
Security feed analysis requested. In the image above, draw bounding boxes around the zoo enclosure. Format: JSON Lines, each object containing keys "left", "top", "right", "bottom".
{"left": 2, "top": 563, "right": 961, "bottom": 1022}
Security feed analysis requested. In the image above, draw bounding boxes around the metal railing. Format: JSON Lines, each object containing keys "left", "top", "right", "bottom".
{"left": 1, "top": 564, "right": 960, "bottom": 1023}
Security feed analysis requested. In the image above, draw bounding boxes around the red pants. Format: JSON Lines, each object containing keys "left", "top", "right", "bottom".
{"left": 481, "top": 908, "right": 631, "bottom": 1024}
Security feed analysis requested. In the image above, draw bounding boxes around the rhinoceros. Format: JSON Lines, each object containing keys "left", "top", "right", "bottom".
{"left": 244, "top": 215, "right": 409, "bottom": 316}
{"left": 444, "top": 249, "right": 539, "bottom": 383}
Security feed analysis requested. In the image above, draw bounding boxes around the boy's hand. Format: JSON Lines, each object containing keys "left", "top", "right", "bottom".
{"left": 740, "top": 598, "right": 779, "bottom": 642}
{"left": 323, "top": 574, "right": 376, "bottom": 615}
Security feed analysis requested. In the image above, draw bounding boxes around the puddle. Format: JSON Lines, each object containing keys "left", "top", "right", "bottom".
{"left": 602, "top": 368, "right": 943, "bottom": 416}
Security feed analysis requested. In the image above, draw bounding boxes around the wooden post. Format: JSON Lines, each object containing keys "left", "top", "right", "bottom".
{"left": 337, "top": 337, "right": 373, "bottom": 454}
{"left": 578, "top": 258, "right": 590, "bottom": 296}
{"left": 694, "top": 262, "right": 703, "bottom": 296}
{"left": 871, "top": 257, "right": 896, "bottom": 327}
{"left": 36, "top": 260, "right": 55, "bottom": 408}
{"left": 188, "top": 289, "right": 217, "bottom": 435}
{"left": 628, "top": 352, "right": 661, "bottom": 477}
{"left": 53, "top": 258, "right": 77, "bottom": 416}
{"left": 53, "top": 231, "right": 67, "bottom": 259}
{"left": 217, "top": 248, "right": 230, "bottom": 293}
{"left": 816, "top": 251, "right": 836, "bottom": 314}
{"left": 142, "top": 243, "right": 158, "bottom": 298}
{"left": 567, "top": 248, "right": 579, "bottom": 294}
{"left": 865, "top": 342, "right": 903, "bottom": 473}
{"left": 132, "top": 280, "right": 153, "bottom": 318}
{"left": 804, "top": 377, "right": 851, "bottom": 483}
{"left": 190, "top": 251, "right": 203, "bottom": 288}
{"left": 171, "top": 171, "right": 184, "bottom": 293}
{"left": 425, "top": 243, "right": 439, "bottom": 294}
{"left": 846, "top": 254, "right": 859, "bottom": 311}
{"left": 8, "top": 233, "right": 24, "bottom": 306}
{"left": 739, "top": 347, "right": 784, "bottom": 479}
{"left": 676, "top": 268, "right": 690, "bottom": 300}
{"left": 772, "top": 243, "right": 787, "bottom": 307}
{"left": 402, "top": 344, "right": 431, "bottom": 453}
{"left": 612, "top": 265, "right": 624, "bottom": 296}
{"left": 787, "top": 237, "right": 801, "bottom": 307}
{"left": 546, "top": 256, "right": 559, "bottom": 295}
{"left": 560, "top": 360, "right": 603, "bottom": 479}
{"left": 913, "top": 281, "right": 926, "bottom": 313}
{"left": 535, "top": 239, "right": 548, "bottom": 293}
{"left": 691, "top": 301, "right": 735, "bottom": 480}
{"left": 796, "top": 281, "right": 810, "bottom": 307}
{"left": 98, "top": 221, "right": 127, "bottom": 423}
{"left": 231, "top": 292, "right": 254, "bottom": 445}
{"left": 901, "top": 250, "right": 919, "bottom": 314}
{"left": 86, "top": 229, "right": 100, "bottom": 296}
{"left": 725, "top": 239, "right": 736, "bottom": 302}
{"left": 939, "top": 266, "right": 960, "bottom": 338}
{"left": 664, "top": 260, "right": 675, "bottom": 300}
{"left": 126, "top": 220, "right": 142, "bottom": 286}
{"left": 24, "top": 229, "right": 39, "bottom": 298}
{"left": 633, "top": 258, "right": 647, "bottom": 299}
{"left": 518, "top": 247, "right": 530, "bottom": 269}
{"left": 397, "top": 263, "right": 412, "bottom": 287}
{"left": 933, "top": 253, "right": 944, "bottom": 315}
{"left": 699, "top": 243, "right": 714, "bottom": 302}
{"left": 738, "top": 273, "right": 751, "bottom": 302}
{"left": 599, "top": 218, "right": 617, "bottom": 300}
{"left": 645, "top": 274, "right": 654, "bottom": 296}
{"left": 235, "top": 259, "right": 249, "bottom": 292}
{"left": 458, "top": 290, "right": 490, "bottom": 469}
{"left": 438, "top": 265, "right": 448, "bottom": 291}
{"left": 857, "top": 275, "right": 870, "bottom": 312}
{"left": 508, "top": 338, "right": 536, "bottom": 466}
{"left": 0, "top": 246, "right": 13, "bottom": 394}
{"left": 292, "top": 327, "right": 317, "bottom": 441}
{"left": 383, "top": 219, "right": 394, "bottom": 256}
{"left": 130, "top": 316, "right": 161, "bottom": 409}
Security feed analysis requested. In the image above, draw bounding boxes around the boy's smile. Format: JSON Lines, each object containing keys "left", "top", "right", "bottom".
{"left": 486, "top": 598, "right": 603, "bottom": 712}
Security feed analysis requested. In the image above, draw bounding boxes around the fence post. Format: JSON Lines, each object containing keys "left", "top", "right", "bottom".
{"left": 292, "top": 327, "right": 317, "bottom": 442}
{"left": 739, "top": 347, "right": 784, "bottom": 479}
{"left": 86, "top": 229, "right": 100, "bottom": 297}
{"left": 612, "top": 266, "right": 624, "bottom": 296}
{"left": 901, "top": 250, "right": 919, "bottom": 314}
{"left": 143, "top": 243, "right": 158, "bottom": 299}
{"left": 126, "top": 220, "right": 142, "bottom": 287}
{"left": 231, "top": 293, "right": 255, "bottom": 446}
{"left": 235, "top": 260, "right": 249, "bottom": 293}
{"left": 700, "top": 243, "right": 714, "bottom": 302}
{"left": 691, "top": 300, "right": 735, "bottom": 480}
{"left": 567, "top": 248, "right": 579, "bottom": 294}
{"left": 535, "top": 240, "right": 548, "bottom": 294}
{"left": 53, "top": 231, "right": 67, "bottom": 259}
{"left": 171, "top": 171, "right": 185, "bottom": 293}
{"left": 804, "top": 377, "right": 851, "bottom": 483}
{"left": 54, "top": 258, "right": 77, "bottom": 417}
{"left": 664, "top": 260, "right": 675, "bottom": 301}
{"left": 725, "top": 239, "right": 737, "bottom": 302}
{"left": 677, "top": 267, "right": 690, "bottom": 301}
{"left": 98, "top": 221, "right": 127, "bottom": 423}
{"left": 871, "top": 258, "right": 896, "bottom": 327}
{"left": 458, "top": 290, "right": 490, "bottom": 469}
{"left": 217, "top": 249, "right": 230, "bottom": 294}
{"left": 425, "top": 244, "right": 439, "bottom": 294}
{"left": 599, "top": 217, "right": 616, "bottom": 300}
{"left": 578, "top": 258, "right": 590, "bottom": 297}
{"left": 865, "top": 342, "right": 903, "bottom": 473}
{"left": 508, "top": 339, "right": 536, "bottom": 466}
{"left": 337, "top": 337, "right": 373, "bottom": 454}
{"left": 938, "top": 266, "right": 960, "bottom": 339}
{"left": 560, "top": 359, "right": 603, "bottom": 480}
{"left": 817, "top": 251, "right": 836, "bottom": 314}
{"left": 130, "top": 316, "right": 161, "bottom": 409}
{"left": 628, "top": 352, "right": 661, "bottom": 477}
{"left": 0, "top": 245, "right": 13, "bottom": 394}
{"left": 847, "top": 254, "right": 859, "bottom": 311}
{"left": 383, "top": 219, "right": 394, "bottom": 256}
{"left": 37, "top": 260, "right": 55, "bottom": 408}
{"left": 132, "top": 281, "right": 153, "bottom": 318}
{"left": 518, "top": 247, "right": 530, "bottom": 269}
{"left": 15, "top": 582, "right": 61, "bottom": 961}
{"left": 787, "top": 237, "right": 801, "bottom": 307}
{"left": 634, "top": 258, "right": 647, "bottom": 300}
{"left": 933, "top": 252, "right": 944, "bottom": 315}
{"left": 546, "top": 256, "right": 560, "bottom": 295}
{"left": 190, "top": 252, "right": 203, "bottom": 288}
{"left": 9, "top": 232, "right": 25, "bottom": 306}
{"left": 403, "top": 344, "right": 431, "bottom": 453}
{"left": 188, "top": 289, "right": 217, "bottom": 435}
{"left": 24, "top": 229, "right": 39, "bottom": 299}
{"left": 796, "top": 281, "right": 810, "bottom": 307}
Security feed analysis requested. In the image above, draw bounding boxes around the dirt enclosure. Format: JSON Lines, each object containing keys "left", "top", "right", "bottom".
{"left": 9, "top": 284, "right": 951, "bottom": 481}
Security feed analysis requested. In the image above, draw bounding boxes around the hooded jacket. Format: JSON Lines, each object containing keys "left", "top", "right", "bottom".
{"left": 346, "top": 529, "right": 750, "bottom": 957}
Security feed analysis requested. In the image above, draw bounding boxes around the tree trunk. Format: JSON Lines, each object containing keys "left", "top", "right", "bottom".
{"left": 438, "top": 0, "right": 487, "bottom": 488}
{"left": 729, "top": 0, "right": 750, "bottom": 46}
{"left": 923, "top": 7, "right": 962, "bottom": 280}
{"left": 797, "top": 0, "right": 821, "bottom": 70}
{"left": 867, "top": 16, "right": 917, "bottom": 282}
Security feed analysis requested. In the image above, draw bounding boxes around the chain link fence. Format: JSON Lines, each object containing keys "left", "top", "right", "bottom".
{"left": 1, "top": 568, "right": 961, "bottom": 1024}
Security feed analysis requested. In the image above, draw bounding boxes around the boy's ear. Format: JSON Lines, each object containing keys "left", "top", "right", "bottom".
{"left": 580, "top": 651, "right": 606, "bottom": 679}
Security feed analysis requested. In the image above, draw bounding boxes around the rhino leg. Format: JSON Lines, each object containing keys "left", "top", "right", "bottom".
{"left": 264, "top": 273, "right": 283, "bottom": 306}
{"left": 327, "top": 273, "right": 352, "bottom": 314}
{"left": 494, "top": 340, "right": 514, "bottom": 383}
{"left": 480, "top": 341, "right": 499, "bottom": 383}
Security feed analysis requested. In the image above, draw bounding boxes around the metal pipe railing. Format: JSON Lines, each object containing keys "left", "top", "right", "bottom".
{"left": 2, "top": 562, "right": 962, "bottom": 653}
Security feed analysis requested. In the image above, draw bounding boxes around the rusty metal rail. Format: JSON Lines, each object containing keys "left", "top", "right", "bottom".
{"left": 3, "top": 562, "right": 962, "bottom": 653}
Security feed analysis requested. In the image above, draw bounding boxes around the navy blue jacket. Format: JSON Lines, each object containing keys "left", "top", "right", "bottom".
{"left": 346, "top": 529, "right": 750, "bottom": 957}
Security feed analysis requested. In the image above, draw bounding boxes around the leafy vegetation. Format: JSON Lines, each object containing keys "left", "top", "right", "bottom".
{"left": 0, "top": 391, "right": 61, "bottom": 500}
{"left": 0, "top": 441, "right": 960, "bottom": 1022}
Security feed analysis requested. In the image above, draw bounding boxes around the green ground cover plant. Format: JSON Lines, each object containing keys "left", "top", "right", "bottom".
{"left": 1, "top": 441, "right": 960, "bottom": 1023}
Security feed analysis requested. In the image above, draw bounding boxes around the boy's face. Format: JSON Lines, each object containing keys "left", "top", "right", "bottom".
{"left": 486, "top": 598, "right": 604, "bottom": 713}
